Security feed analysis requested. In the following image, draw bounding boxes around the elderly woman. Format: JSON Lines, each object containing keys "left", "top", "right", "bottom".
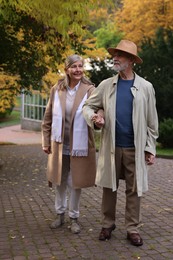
{"left": 42, "top": 54, "right": 99, "bottom": 234}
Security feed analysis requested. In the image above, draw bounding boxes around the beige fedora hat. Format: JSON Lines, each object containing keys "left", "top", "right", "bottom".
{"left": 107, "top": 39, "right": 143, "bottom": 64}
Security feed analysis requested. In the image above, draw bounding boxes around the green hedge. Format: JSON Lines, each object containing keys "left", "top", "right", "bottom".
{"left": 158, "top": 118, "right": 173, "bottom": 148}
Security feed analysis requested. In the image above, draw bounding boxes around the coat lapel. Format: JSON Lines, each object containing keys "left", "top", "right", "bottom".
{"left": 58, "top": 88, "right": 66, "bottom": 119}
{"left": 70, "top": 82, "right": 89, "bottom": 123}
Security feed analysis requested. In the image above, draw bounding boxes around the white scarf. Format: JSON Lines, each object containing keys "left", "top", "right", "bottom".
{"left": 51, "top": 91, "right": 88, "bottom": 156}
{"left": 51, "top": 91, "right": 62, "bottom": 143}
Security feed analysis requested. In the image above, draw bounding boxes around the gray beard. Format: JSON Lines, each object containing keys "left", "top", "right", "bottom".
{"left": 113, "top": 63, "right": 129, "bottom": 72}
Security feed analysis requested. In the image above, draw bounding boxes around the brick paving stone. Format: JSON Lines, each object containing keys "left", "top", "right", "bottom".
{"left": 0, "top": 144, "right": 173, "bottom": 260}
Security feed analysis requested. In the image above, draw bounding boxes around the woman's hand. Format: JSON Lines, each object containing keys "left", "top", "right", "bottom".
{"left": 43, "top": 146, "right": 51, "bottom": 154}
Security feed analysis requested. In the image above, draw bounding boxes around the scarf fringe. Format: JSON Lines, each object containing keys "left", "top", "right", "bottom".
{"left": 52, "top": 136, "right": 62, "bottom": 142}
{"left": 71, "top": 149, "right": 88, "bottom": 157}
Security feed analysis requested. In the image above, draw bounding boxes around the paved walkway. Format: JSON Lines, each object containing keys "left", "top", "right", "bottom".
{"left": 0, "top": 125, "right": 41, "bottom": 145}
{"left": 0, "top": 126, "right": 173, "bottom": 259}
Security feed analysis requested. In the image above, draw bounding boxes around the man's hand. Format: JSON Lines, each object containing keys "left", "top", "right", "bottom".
{"left": 43, "top": 146, "right": 51, "bottom": 154}
{"left": 145, "top": 152, "right": 155, "bottom": 165}
{"left": 91, "top": 113, "right": 105, "bottom": 129}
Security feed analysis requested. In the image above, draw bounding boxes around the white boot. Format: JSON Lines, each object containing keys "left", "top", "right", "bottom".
{"left": 70, "top": 218, "right": 81, "bottom": 234}
{"left": 50, "top": 214, "right": 65, "bottom": 229}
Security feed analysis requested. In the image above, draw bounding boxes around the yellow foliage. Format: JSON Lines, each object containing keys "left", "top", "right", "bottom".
{"left": 0, "top": 73, "right": 20, "bottom": 114}
{"left": 115, "top": 0, "right": 173, "bottom": 45}
{"left": 84, "top": 47, "right": 107, "bottom": 60}
{"left": 16, "top": 29, "right": 24, "bottom": 41}
{"left": 41, "top": 69, "right": 63, "bottom": 94}
{"left": 11, "top": 0, "right": 112, "bottom": 42}
{"left": 89, "top": 8, "right": 112, "bottom": 27}
{"left": 0, "top": 73, "right": 20, "bottom": 91}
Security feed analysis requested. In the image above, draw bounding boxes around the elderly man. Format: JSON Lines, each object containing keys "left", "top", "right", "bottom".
{"left": 83, "top": 40, "right": 158, "bottom": 246}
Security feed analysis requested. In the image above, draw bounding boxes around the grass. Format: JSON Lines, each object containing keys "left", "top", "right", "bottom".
{"left": 15, "top": 96, "right": 21, "bottom": 108}
{"left": 156, "top": 147, "right": 173, "bottom": 157}
{"left": 94, "top": 130, "right": 101, "bottom": 151}
{"left": 0, "top": 110, "right": 21, "bottom": 128}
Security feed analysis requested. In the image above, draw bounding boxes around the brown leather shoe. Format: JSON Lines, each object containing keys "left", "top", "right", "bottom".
{"left": 99, "top": 224, "right": 116, "bottom": 241}
{"left": 127, "top": 232, "right": 143, "bottom": 246}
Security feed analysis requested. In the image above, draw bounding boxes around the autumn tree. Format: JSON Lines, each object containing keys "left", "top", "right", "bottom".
{"left": 0, "top": 0, "right": 111, "bottom": 115}
{"left": 115, "top": 0, "right": 173, "bottom": 45}
{"left": 0, "top": 0, "right": 103, "bottom": 91}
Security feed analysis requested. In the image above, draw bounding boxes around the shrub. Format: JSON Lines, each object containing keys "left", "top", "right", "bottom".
{"left": 0, "top": 107, "right": 13, "bottom": 118}
{"left": 158, "top": 118, "right": 173, "bottom": 148}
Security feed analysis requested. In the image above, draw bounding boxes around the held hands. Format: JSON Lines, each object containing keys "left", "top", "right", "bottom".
{"left": 145, "top": 152, "right": 155, "bottom": 165}
{"left": 91, "top": 113, "right": 105, "bottom": 129}
{"left": 43, "top": 146, "right": 51, "bottom": 154}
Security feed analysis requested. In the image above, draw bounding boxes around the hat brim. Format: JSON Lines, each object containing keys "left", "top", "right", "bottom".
{"left": 107, "top": 47, "right": 143, "bottom": 64}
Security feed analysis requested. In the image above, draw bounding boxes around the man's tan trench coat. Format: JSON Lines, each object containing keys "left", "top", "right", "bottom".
{"left": 83, "top": 73, "right": 159, "bottom": 196}
{"left": 42, "top": 81, "right": 96, "bottom": 189}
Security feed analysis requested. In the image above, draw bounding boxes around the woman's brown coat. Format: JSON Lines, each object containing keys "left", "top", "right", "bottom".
{"left": 42, "top": 81, "right": 96, "bottom": 188}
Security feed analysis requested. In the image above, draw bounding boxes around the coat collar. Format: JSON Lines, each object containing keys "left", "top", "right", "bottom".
{"left": 108, "top": 74, "right": 119, "bottom": 97}
{"left": 132, "top": 72, "right": 140, "bottom": 90}
{"left": 113, "top": 72, "right": 140, "bottom": 90}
